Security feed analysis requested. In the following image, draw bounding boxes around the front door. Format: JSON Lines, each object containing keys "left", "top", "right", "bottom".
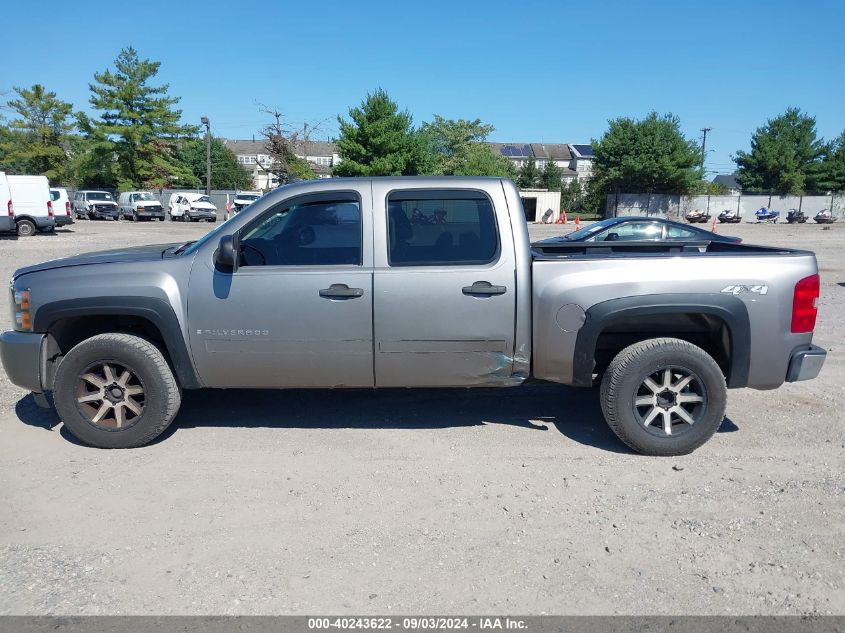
{"left": 187, "top": 188, "right": 375, "bottom": 388}
{"left": 371, "top": 184, "right": 517, "bottom": 387}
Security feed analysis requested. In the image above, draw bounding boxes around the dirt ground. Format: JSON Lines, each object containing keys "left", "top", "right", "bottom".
{"left": 0, "top": 217, "right": 842, "bottom": 615}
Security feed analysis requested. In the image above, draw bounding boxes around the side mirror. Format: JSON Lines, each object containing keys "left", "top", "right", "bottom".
{"left": 215, "top": 234, "right": 238, "bottom": 271}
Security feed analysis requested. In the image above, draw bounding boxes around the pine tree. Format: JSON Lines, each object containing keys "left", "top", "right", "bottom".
{"left": 735, "top": 108, "right": 825, "bottom": 195}
{"left": 517, "top": 156, "right": 539, "bottom": 189}
{"left": 87, "top": 47, "right": 196, "bottom": 189}
{"left": 333, "top": 89, "right": 429, "bottom": 176}
{"left": 0, "top": 84, "right": 74, "bottom": 180}
{"left": 539, "top": 158, "right": 564, "bottom": 191}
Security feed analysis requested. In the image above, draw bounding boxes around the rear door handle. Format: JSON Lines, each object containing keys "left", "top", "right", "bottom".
{"left": 319, "top": 284, "right": 364, "bottom": 299}
{"left": 462, "top": 281, "right": 507, "bottom": 296}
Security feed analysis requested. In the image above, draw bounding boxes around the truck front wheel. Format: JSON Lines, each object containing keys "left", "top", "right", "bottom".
{"left": 600, "top": 338, "right": 727, "bottom": 456}
{"left": 53, "top": 333, "right": 181, "bottom": 448}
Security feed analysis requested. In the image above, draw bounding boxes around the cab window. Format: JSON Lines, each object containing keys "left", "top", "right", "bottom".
{"left": 239, "top": 196, "right": 362, "bottom": 267}
{"left": 592, "top": 222, "right": 662, "bottom": 241}
{"left": 386, "top": 190, "right": 499, "bottom": 266}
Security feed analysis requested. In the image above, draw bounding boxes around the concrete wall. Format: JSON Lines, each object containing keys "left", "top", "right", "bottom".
{"left": 607, "top": 193, "right": 845, "bottom": 221}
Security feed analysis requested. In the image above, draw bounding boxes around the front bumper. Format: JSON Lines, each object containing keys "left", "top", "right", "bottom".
{"left": 0, "top": 330, "right": 45, "bottom": 393}
{"left": 136, "top": 207, "right": 165, "bottom": 218}
{"left": 786, "top": 344, "right": 827, "bottom": 382}
{"left": 187, "top": 211, "right": 217, "bottom": 221}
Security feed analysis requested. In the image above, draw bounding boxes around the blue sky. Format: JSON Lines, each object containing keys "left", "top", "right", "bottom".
{"left": 2, "top": 0, "right": 843, "bottom": 174}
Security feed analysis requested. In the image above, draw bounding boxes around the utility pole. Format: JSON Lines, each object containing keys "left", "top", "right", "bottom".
{"left": 201, "top": 116, "right": 211, "bottom": 195}
{"left": 700, "top": 127, "right": 711, "bottom": 174}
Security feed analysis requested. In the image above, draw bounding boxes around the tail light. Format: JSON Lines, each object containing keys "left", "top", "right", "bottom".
{"left": 47, "top": 200, "right": 54, "bottom": 217}
{"left": 791, "top": 274, "right": 820, "bottom": 333}
{"left": 65, "top": 201, "right": 71, "bottom": 215}
{"left": 6, "top": 200, "right": 12, "bottom": 217}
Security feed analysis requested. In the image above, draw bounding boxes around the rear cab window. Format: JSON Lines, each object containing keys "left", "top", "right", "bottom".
{"left": 386, "top": 190, "right": 499, "bottom": 266}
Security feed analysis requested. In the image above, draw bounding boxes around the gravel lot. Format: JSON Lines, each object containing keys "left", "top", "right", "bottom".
{"left": 0, "top": 217, "right": 842, "bottom": 615}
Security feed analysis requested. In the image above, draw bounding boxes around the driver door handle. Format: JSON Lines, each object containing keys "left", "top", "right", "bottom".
{"left": 319, "top": 284, "right": 364, "bottom": 299}
{"left": 462, "top": 281, "right": 507, "bottom": 296}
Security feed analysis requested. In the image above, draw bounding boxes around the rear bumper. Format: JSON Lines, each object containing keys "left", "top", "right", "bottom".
{"left": 0, "top": 330, "right": 45, "bottom": 393}
{"left": 786, "top": 344, "right": 826, "bottom": 382}
{"left": 55, "top": 215, "right": 74, "bottom": 227}
{"left": 0, "top": 217, "right": 14, "bottom": 233}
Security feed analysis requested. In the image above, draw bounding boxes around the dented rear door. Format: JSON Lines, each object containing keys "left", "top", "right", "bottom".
{"left": 371, "top": 181, "right": 517, "bottom": 387}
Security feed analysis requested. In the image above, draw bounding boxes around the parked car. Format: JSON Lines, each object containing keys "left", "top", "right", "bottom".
{"left": 547, "top": 216, "right": 741, "bottom": 244}
{"left": 685, "top": 209, "right": 711, "bottom": 223}
{"left": 0, "top": 172, "right": 14, "bottom": 235}
{"left": 7, "top": 175, "right": 55, "bottom": 236}
{"left": 49, "top": 188, "right": 74, "bottom": 227}
{"left": 72, "top": 190, "right": 119, "bottom": 220}
{"left": 168, "top": 192, "right": 217, "bottom": 222}
{"left": 0, "top": 178, "right": 825, "bottom": 456}
{"left": 233, "top": 190, "right": 262, "bottom": 213}
{"left": 813, "top": 209, "right": 836, "bottom": 224}
{"left": 717, "top": 209, "right": 742, "bottom": 223}
{"left": 118, "top": 191, "right": 165, "bottom": 221}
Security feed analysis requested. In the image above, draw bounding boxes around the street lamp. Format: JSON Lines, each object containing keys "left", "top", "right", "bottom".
{"left": 200, "top": 116, "right": 211, "bottom": 195}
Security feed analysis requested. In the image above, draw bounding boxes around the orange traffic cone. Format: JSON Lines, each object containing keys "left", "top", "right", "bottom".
{"left": 575, "top": 215, "right": 581, "bottom": 228}
{"left": 562, "top": 209, "right": 567, "bottom": 224}
{"left": 711, "top": 216, "right": 717, "bottom": 232}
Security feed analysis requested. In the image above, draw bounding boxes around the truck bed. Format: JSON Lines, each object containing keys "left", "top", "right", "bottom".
{"left": 531, "top": 239, "right": 812, "bottom": 260}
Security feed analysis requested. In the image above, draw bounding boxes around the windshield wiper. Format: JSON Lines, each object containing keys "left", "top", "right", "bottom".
{"left": 172, "top": 241, "right": 196, "bottom": 255}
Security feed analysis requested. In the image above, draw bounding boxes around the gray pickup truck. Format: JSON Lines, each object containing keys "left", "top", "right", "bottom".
{"left": 0, "top": 177, "right": 826, "bottom": 454}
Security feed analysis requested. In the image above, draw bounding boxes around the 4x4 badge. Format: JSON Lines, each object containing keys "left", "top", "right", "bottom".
{"left": 721, "top": 284, "right": 769, "bottom": 295}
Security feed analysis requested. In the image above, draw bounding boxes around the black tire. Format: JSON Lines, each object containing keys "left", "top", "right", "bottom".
{"left": 16, "top": 219, "right": 36, "bottom": 237}
{"left": 158, "top": 217, "right": 165, "bottom": 222}
{"left": 133, "top": 212, "right": 138, "bottom": 222}
{"left": 52, "top": 333, "right": 181, "bottom": 448}
{"left": 600, "top": 338, "right": 727, "bottom": 456}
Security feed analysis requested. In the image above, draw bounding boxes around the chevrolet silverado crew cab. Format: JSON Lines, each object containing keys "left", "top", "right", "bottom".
{"left": 0, "top": 177, "right": 826, "bottom": 454}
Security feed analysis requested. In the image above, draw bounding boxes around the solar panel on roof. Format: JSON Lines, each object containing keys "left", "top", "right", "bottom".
{"left": 573, "top": 144, "right": 594, "bottom": 157}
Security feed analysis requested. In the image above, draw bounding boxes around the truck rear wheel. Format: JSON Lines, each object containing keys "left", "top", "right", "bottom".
{"left": 599, "top": 338, "right": 727, "bottom": 456}
{"left": 53, "top": 333, "right": 181, "bottom": 448}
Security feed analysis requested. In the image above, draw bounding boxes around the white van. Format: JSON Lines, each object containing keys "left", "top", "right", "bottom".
{"left": 233, "top": 190, "right": 262, "bottom": 213}
{"left": 7, "top": 175, "right": 55, "bottom": 236}
{"left": 49, "top": 188, "right": 74, "bottom": 227}
{"left": 0, "top": 172, "right": 14, "bottom": 234}
{"left": 118, "top": 191, "right": 165, "bottom": 221}
{"left": 168, "top": 192, "right": 217, "bottom": 222}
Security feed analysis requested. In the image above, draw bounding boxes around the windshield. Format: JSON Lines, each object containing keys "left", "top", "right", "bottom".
{"left": 238, "top": 194, "right": 260, "bottom": 201}
{"left": 181, "top": 214, "right": 239, "bottom": 255}
{"left": 193, "top": 195, "right": 212, "bottom": 204}
{"left": 88, "top": 192, "right": 113, "bottom": 201}
{"left": 563, "top": 218, "right": 617, "bottom": 240}
{"left": 135, "top": 192, "right": 155, "bottom": 201}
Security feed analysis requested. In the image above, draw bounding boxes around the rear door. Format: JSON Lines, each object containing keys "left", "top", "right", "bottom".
{"left": 371, "top": 182, "right": 517, "bottom": 387}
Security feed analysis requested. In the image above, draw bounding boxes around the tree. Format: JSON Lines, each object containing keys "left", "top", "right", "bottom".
{"left": 816, "top": 130, "right": 845, "bottom": 193}
{"left": 517, "top": 156, "right": 539, "bottom": 189}
{"left": 539, "top": 158, "right": 564, "bottom": 191}
{"left": 591, "top": 112, "right": 702, "bottom": 195}
{"left": 0, "top": 84, "right": 74, "bottom": 180}
{"left": 333, "top": 89, "right": 429, "bottom": 176}
{"left": 560, "top": 178, "right": 584, "bottom": 213}
{"left": 177, "top": 137, "right": 251, "bottom": 189}
{"left": 734, "top": 108, "right": 826, "bottom": 195}
{"left": 418, "top": 115, "right": 514, "bottom": 177}
{"left": 256, "top": 105, "right": 317, "bottom": 185}
{"left": 87, "top": 47, "right": 196, "bottom": 189}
